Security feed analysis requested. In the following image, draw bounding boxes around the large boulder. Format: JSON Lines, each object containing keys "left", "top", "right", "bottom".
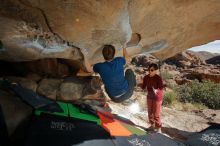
{"left": 59, "top": 76, "right": 102, "bottom": 101}
{"left": 59, "top": 82, "right": 83, "bottom": 101}
{"left": 0, "top": 0, "right": 220, "bottom": 64}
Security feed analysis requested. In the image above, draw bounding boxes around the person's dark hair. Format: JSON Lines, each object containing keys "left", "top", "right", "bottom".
{"left": 148, "top": 63, "right": 158, "bottom": 70}
{"left": 102, "top": 45, "right": 115, "bottom": 61}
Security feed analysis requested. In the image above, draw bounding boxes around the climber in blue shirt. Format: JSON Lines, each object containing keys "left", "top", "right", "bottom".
{"left": 79, "top": 45, "right": 136, "bottom": 103}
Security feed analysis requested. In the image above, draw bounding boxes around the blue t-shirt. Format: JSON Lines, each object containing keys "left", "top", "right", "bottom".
{"left": 93, "top": 57, "right": 129, "bottom": 97}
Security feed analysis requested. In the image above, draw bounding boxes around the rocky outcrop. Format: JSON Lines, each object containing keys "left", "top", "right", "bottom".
{"left": 131, "top": 51, "right": 220, "bottom": 84}
{"left": 2, "top": 75, "right": 103, "bottom": 101}
{"left": 24, "top": 59, "right": 70, "bottom": 77}
{"left": 59, "top": 76, "right": 102, "bottom": 101}
{"left": 194, "top": 51, "right": 220, "bottom": 62}
{"left": 1, "top": 0, "right": 220, "bottom": 65}
{"left": 165, "top": 51, "right": 205, "bottom": 68}
{"left": 191, "top": 68, "right": 220, "bottom": 83}
{"left": 206, "top": 55, "right": 220, "bottom": 65}
{"left": 164, "top": 51, "right": 220, "bottom": 84}
{"left": 131, "top": 54, "right": 159, "bottom": 68}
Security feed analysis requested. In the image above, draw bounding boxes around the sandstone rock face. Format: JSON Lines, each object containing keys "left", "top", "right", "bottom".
{"left": 59, "top": 76, "right": 102, "bottom": 101}
{"left": 0, "top": 58, "right": 77, "bottom": 78}
{"left": 37, "top": 78, "right": 61, "bottom": 100}
{"left": 6, "top": 76, "right": 38, "bottom": 92}
{"left": 60, "top": 82, "right": 84, "bottom": 101}
{"left": 1, "top": 0, "right": 220, "bottom": 64}
{"left": 24, "top": 58, "right": 70, "bottom": 76}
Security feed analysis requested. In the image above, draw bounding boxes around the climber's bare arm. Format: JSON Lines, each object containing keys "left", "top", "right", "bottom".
{"left": 84, "top": 56, "right": 94, "bottom": 73}
{"left": 76, "top": 69, "right": 93, "bottom": 76}
{"left": 76, "top": 48, "right": 94, "bottom": 76}
{"left": 123, "top": 45, "right": 130, "bottom": 64}
{"left": 76, "top": 61, "right": 94, "bottom": 76}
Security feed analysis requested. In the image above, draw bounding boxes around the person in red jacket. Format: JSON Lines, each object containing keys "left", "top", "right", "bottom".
{"left": 139, "top": 63, "right": 164, "bottom": 133}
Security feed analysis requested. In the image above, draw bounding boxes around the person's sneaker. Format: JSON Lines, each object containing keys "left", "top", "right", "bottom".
{"left": 147, "top": 124, "right": 155, "bottom": 131}
{"left": 155, "top": 127, "right": 162, "bottom": 133}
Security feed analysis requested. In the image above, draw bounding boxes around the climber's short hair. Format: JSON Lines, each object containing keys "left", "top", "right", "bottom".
{"left": 102, "top": 45, "right": 115, "bottom": 61}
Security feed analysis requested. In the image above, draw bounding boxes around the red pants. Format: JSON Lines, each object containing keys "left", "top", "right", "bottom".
{"left": 147, "top": 98, "right": 162, "bottom": 128}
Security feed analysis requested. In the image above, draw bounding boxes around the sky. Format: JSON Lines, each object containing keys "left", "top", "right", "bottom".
{"left": 188, "top": 40, "right": 220, "bottom": 53}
